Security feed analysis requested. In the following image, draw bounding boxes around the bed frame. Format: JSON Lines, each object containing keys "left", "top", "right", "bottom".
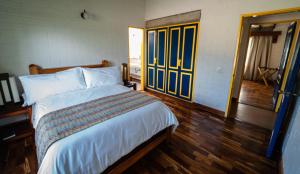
{"left": 29, "top": 60, "right": 110, "bottom": 75}
{"left": 28, "top": 60, "right": 172, "bottom": 174}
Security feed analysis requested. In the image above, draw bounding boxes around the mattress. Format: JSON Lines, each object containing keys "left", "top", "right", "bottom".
{"left": 32, "top": 85, "right": 178, "bottom": 174}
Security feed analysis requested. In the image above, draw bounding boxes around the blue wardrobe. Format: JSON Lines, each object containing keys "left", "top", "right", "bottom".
{"left": 146, "top": 23, "right": 198, "bottom": 101}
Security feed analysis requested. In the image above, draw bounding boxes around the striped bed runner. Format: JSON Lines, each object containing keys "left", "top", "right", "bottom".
{"left": 35, "top": 90, "right": 158, "bottom": 166}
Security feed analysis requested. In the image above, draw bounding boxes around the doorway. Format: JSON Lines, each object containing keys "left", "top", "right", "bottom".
{"left": 226, "top": 9, "right": 300, "bottom": 130}
{"left": 128, "top": 27, "right": 144, "bottom": 90}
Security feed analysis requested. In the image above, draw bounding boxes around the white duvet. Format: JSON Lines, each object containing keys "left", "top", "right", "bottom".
{"left": 32, "top": 85, "right": 178, "bottom": 174}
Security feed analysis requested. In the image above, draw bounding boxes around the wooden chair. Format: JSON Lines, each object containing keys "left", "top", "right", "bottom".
{"left": 257, "top": 66, "right": 279, "bottom": 86}
{"left": 0, "top": 73, "right": 14, "bottom": 105}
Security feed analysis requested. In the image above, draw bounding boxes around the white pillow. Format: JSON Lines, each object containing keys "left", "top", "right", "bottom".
{"left": 19, "top": 67, "right": 86, "bottom": 105}
{"left": 82, "top": 66, "right": 122, "bottom": 88}
{"left": 55, "top": 67, "right": 86, "bottom": 91}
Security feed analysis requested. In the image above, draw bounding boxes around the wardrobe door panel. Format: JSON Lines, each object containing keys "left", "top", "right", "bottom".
{"left": 156, "top": 69, "right": 165, "bottom": 91}
{"left": 179, "top": 72, "right": 192, "bottom": 99}
{"left": 148, "top": 67, "right": 155, "bottom": 88}
{"left": 148, "top": 31, "right": 156, "bottom": 66}
{"left": 157, "top": 29, "right": 167, "bottom": 68}
{"left": 181, "top": 26, "right": 196, "bottom": 71}
{"left": 169, "top": 28, "right": 181, "bottom": 69}
{"left": 168, "top": 70, "right": 178, "bottom": 95}
{"left": 147, "top": 23, "right": 198, "bottom": 101}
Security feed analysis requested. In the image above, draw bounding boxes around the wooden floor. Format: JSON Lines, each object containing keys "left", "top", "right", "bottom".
{"left": 230, "top": 102, "right": 277, "bottom": 130}
{"left": 238, "top": 80, "right": 274, "bottom": 111}
{"left": 1, "top": 91, "right": 277, "bottom": 174}
{"left": 231, "top": 80, "right": 277, "bottom": 130}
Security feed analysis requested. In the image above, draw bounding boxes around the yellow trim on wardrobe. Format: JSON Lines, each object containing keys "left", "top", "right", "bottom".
{"left": 147, "top": 31, "right": 156, "bottom": 66}
{"left": 141, "top": 28, "right": 145, "bottom": 91}
{"left": 191, "top": 23, "right": 200, "bottom": 102}
{"left": 157, "top": 29, "right": 167, "bottom": 68}
{"left": 167, "top": 70, "right": 178, "bottom": 95}
{"left": 156, "top": 69, "right": 165, "bottom": 91}
{"left": 147, "top": 67, "right": 155, "bottom": 88}
{"left": 169, "top": 27, "right": 181, "bottom": 70}
{"left": 179, "top": 72, "right": 192, "bottom": 99}
{"left": 181, "top": 25, "right": 196, "bottom": 72}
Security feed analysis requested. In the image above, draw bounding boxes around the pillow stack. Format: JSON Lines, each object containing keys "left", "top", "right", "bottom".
{"left": 82, "top": 66, "right": 122, "bottom": 88}
{"left": 19, "top": 66, "right": 122, "bottom": 106}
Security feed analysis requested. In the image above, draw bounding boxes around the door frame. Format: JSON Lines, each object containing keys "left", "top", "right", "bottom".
{"left": 128, "top": 26, "right": 145, "bottom": 90}
{"left": 225, "top": 7, "right": 300, "bottom": 117}
{"left": 234, "top": 20, "right": 298, "bottom": 103}
{"left": 233, "top": 20, "right": 299, "bottom": 111}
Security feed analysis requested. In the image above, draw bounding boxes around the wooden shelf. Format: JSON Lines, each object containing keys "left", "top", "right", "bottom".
{"left": 0, "top": 121, "right": 33, "bottom": 143}
{"left": 0, "top": 103, "right": 32, "bottom": 143}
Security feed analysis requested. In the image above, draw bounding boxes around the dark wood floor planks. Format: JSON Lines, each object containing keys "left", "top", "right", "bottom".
{"left": 126, "top": 91, "right": 277, "bottom": 174}
{"left": 1, "top": 91, "right": 277, "bottom": 174}
{"left": 238, "top": 80, "right": 274, "bottom": 111}
{"left": 231, "top": 80, "right": 277, "bottom": 129}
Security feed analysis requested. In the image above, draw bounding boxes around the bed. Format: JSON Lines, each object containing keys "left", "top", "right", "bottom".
{"left": 23, "top": 60, "right": 178, "bottom": 174}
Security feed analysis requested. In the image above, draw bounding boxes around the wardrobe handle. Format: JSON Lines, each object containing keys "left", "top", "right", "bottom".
{"left": 154, "top": 57, "right": 157, "bottom": 64}
{"left": 177, "top": 59, "right": 181, "bottom": 67}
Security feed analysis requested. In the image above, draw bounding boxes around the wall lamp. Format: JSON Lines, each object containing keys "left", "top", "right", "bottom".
{"left": 81, "top": 9, "right": 88, "bottom": 20}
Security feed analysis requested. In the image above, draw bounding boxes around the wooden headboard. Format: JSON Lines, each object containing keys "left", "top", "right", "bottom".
{"left": 29, "top": 60, "right": 110, "bottom": 75}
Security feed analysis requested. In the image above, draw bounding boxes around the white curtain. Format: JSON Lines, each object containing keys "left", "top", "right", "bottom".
{"left": 244, "top": 36, "right": 273, "bottom": 81}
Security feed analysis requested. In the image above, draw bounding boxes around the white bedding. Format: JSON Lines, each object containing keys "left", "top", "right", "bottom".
{"left": 33, "top": 85, "right": 178, "bottom": 174}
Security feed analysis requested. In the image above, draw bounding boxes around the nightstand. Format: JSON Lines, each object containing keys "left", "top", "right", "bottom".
{"left": 0, "top": 103, "right": 33, "bottom": 143}
{"left": 124, "top": 81, "right": 137, "bottom": 90}
{"left": 0, "top": 103, "right": 34, "bottom": 168}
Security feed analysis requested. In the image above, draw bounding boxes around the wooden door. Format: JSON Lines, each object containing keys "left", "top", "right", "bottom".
{"left": 147, "top": 30, "right": 156, "bottom": 89}
{"left": 179, "top": 25, "right": 197, "bottom": 100}
{"left": 147, "top": 28, "right": 168, "bottom": 92}
{"left": 167, "top": 24, "right": 198, "bottom": 101}
{"left": 273, "top": 22, "right": 296, "bottom": 108}
{"left": 267, "top": 31, "right": 300, "bottom": 157}
{"left": 146, "top": 23, "right": 198, "bottom": 101}
{"left": 156, "top": 29, "right": 167, "bottom": 92}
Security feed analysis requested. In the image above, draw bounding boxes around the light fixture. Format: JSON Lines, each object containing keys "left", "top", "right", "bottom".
{"left": 81, "top": 9, "right": 88, "bottom": 20}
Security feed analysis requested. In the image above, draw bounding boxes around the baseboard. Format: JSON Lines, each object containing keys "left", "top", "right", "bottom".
{"left": 193, "top": 103, "right": 225, "bottom": 118}
{"left": 144, "top": 88, "right": 225, "bottom": 118}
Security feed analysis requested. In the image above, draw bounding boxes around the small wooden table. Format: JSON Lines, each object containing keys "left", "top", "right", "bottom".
{"left": 0, "top": 103, "right": 34, "bottom": 169}
{"left": 124, "top": 81, "right": 137, "bottom": 90}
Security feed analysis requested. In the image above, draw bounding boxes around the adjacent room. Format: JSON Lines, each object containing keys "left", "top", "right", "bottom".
{"left": 229, "top": 12, "right": 300, "bottom": 130}
{"left": 0, "top": 1, "right": 300, "bottom": 174}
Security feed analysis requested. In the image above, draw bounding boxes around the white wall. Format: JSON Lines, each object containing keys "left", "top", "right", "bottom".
{"left": 0, "top": 0, "right": 145, "bottom": 76}
{"left": 270, "top": 23, "right": 289, "bottom": 71}
{"left": 145, "top": 0, "right": 300, "bottom": 112}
